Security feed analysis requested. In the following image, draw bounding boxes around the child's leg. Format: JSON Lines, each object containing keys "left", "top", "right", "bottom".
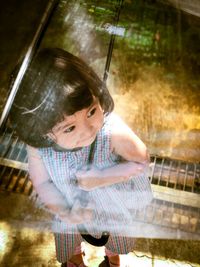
{"left": 54, "top": 232, "right": 82, "bottom": 263}
{"left": 106, "top": 235, "right": 135, "bottom": 255}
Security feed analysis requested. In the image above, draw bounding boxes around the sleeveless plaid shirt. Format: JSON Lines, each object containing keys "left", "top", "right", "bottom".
{"left": 39, "top": 113, "right": 152, "bottom": 235}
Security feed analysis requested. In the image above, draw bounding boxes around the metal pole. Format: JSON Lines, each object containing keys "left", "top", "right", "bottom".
{"left": 0, "top": 0, "right": 59, "bottom": 128}
{"left": 103, "top": 0, "right": 124, "bottom": 82}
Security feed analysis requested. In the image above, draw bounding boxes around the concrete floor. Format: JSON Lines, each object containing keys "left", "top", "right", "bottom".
{"left": 0, "top": 191, "right": 200, "bottom": 267}
{"left": 1, "top": 223, "right": 200, "bottom": 267}
{"left": 0, "top": 223, "right": 200, "bottom": 267}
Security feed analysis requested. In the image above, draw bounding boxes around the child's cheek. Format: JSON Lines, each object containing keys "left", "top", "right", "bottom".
{"left": 98, "top": 113, "right": 104, "bottom": 130}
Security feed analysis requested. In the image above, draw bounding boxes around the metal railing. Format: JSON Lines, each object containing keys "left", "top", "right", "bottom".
{"left": 0, "top": 132, "right": 200, "bottom": 238}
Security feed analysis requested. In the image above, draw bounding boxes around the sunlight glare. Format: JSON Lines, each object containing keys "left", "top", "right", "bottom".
{"left": 0, "top": 223, "right": 9, "bottom": 255}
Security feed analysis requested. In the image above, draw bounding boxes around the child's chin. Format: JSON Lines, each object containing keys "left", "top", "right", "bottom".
{"left": 81, "top": 135, "right": 96, "bottom": 147}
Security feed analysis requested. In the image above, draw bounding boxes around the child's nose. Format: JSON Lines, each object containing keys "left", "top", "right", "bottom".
{"left": 82, "top": 119, "right": 94, "bottom": 134}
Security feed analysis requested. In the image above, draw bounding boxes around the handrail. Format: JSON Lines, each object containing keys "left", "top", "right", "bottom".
{"left": 0, "top": 0, "right": 59, "bottom": 128}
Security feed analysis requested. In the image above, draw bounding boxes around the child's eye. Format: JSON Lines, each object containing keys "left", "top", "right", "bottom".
{"left": 63, "top": 126, "right": 75, "bottom": 133}
{"left": 87, "top": 108, "right": 96, "bottom": 118}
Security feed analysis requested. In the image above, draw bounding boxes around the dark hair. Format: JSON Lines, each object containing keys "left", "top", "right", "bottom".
{"left": 9, "top": 48, "right": 114, "bottom": 148}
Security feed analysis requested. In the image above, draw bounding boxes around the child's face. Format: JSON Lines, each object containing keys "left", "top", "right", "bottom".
{"left": 48, "top": 98, "right": 104, "bottom": 149}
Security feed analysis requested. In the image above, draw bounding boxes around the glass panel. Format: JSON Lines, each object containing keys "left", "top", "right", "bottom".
{"left": 40, "top": 0, "right": 120, "bottom": 77}
{"left": 110, "top": 0, "right": 200, "bottom": 163}
{"left": 0, "top": 0, "right": 50, "bottom": 114}
{"left": 0, "top": 0, "right": 199, "bottom": 244}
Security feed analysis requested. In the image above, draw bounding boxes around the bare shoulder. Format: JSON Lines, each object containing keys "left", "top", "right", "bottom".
{"left": 27, "top": 145, "right": 42, "bottom": 160}
{"left": 110, "top": 113, "right": 149, "bottom": 163}
{"left": 27, "top": 145, "right": 50, "bottom": 184}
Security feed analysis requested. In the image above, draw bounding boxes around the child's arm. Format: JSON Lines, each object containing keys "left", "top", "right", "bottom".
{"left": 77, "top": 114, "right": 149, "bottom": 191}
{"left": 27, "top": 146, "right": 92, "bottom": 224}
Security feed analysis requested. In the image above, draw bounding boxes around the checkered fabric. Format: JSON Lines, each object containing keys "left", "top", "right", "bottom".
{"left": 39, "top": 114, "right": 152, "bottom": 263}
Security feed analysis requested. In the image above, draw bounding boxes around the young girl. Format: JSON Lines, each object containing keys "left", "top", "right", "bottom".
{"left": 10, "top": 48, "right": 152, "bottom": 266}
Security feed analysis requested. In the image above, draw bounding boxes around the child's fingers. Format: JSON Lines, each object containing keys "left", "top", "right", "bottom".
{"left": 77, "top": 178, "right": 96, "bottom": 191}
{"left": 76, "top": 199, "right": 93, "bottom": 221}
{"left": 80, "top": 208, "right": 93, "bottom": 222}
{"left": 70, "top": 199, "right": 94, "bottom": 223}
{"left": 59, "top": 208, "right": 93, "bottom": 224}
{"left": 76, "top": 170, "right": 86, "bottom": 179}
{"left": 77, "top": 177, "right": 89, "bottom": 190}
{"left": 71, "top": 208, "right": 93, "bottom": 224}
{"left": 72, "top": 198, "right": 91, "bottom": 214}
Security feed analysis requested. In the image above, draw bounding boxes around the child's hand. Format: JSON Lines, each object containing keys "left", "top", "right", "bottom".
{"left": 58, "top": 199, "right": 93, "bottom": 224}
{"left": 76, "top": 167, "right": 103, "bottom": 191}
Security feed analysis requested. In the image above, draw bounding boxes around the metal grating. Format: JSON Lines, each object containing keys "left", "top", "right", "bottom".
{"left": 0, "top": 128, "right": 31, "bottom": 195}
{"left": 0, "top": 132, "right": 200, "bottom": 237}
{"left": 150, "top": 155, "right": 200, "bottom": 193}
{"left": 0, "top": 166, "right": 32, "bottom": 195}
{"left": 133, "top": 199, "right": 200, "bottom": 236}
{"left": 1, "top": 133, "right": 200, "bottom": 200}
